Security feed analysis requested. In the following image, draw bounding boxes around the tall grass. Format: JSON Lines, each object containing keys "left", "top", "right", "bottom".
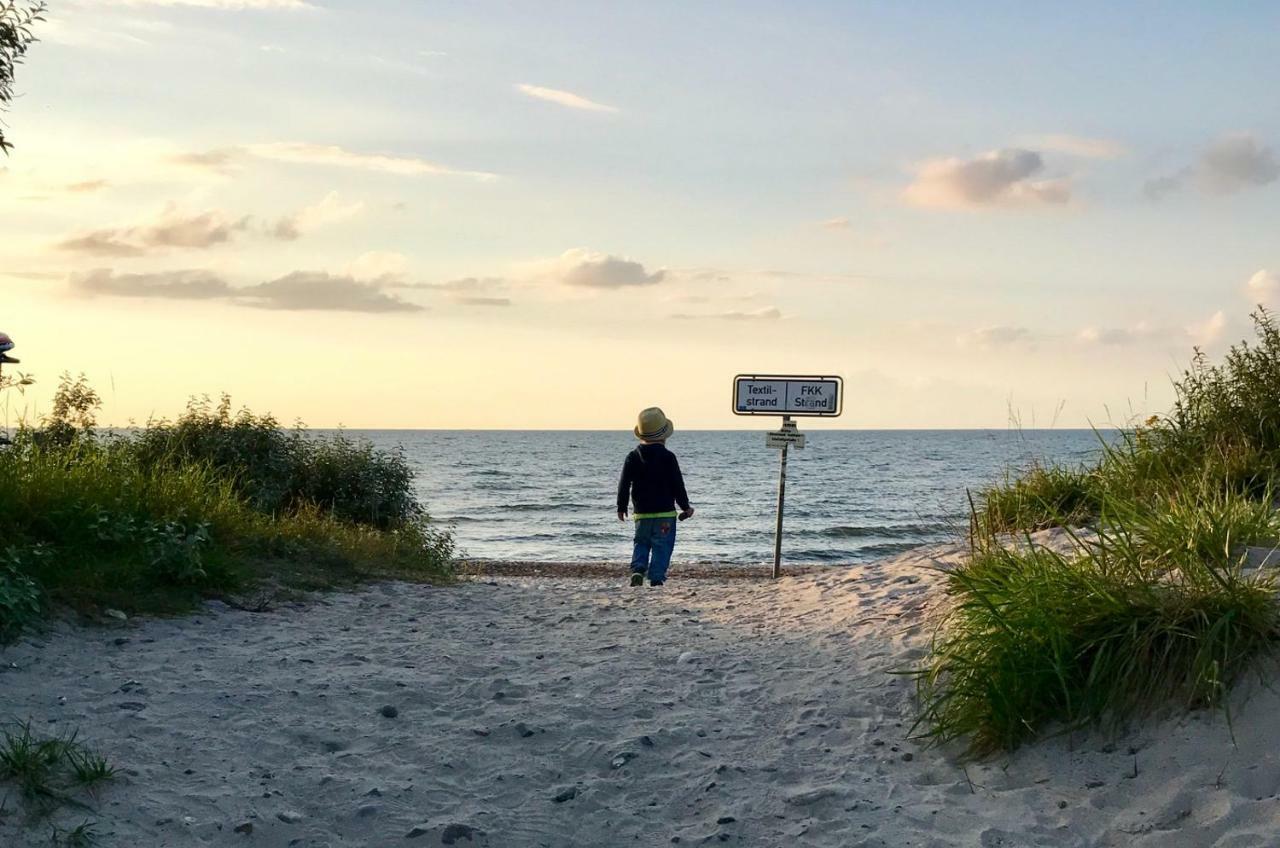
{"left": 976, "top": 463, "right": 1101, "bottom": 534}
{"left": 919, "top": 482, "right": 1280, "bottom": 755}
{"left": 919, "top": 310, "right": 1280, "bottom": 755}
{"left": 976, "top": 309, "right": 1280, "bottom": 537}
{"left": 0, "top": 379, "right": 453, "bottom": 638}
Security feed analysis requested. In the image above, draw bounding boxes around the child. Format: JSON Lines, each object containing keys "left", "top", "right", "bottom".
{"left": 616, "top": 407, "right": 694, "bottom": 586}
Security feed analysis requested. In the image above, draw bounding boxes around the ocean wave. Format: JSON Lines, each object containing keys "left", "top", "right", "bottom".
{"left": 853, "top": 541, "right": 927, "bottom": 557}
{"left": 817, "top": 523, "right": 954, "bottom": 539}
{"left": 504, "top": 503, "right": 588, "bottom": 512}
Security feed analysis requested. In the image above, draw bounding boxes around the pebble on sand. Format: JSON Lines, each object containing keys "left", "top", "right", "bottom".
{"left": 380, "top": 704, "right": 400, "bottom": 718}
{"left": 552, "top": 786, "right": 579, "bottom": 803}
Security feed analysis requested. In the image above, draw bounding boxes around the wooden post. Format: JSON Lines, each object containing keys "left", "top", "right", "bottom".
{"left": 772, "top": 415, "right": 792, "bottom": 579}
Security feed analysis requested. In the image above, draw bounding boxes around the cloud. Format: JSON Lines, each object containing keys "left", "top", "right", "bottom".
{"left": 1142, "top": 170, "right": 1190, "bottom": 202}
{"left": 1076, "top": 322, "right": 1159, "bottom": 346}
{"left": 903, "top": 149, "right": 1071, "bottom": 209}
{"left": 238, "top": 272, "right": 423, "bottom": 313}
{"left": 957, "top": 326, "right": 1035, "bottom": 348}
{"left": 1144, "top": 135, "right": 1278, "bottom": 200}
{"left": 1078, "top": 327, "right": 1139, "bottom": 345}
{"left": 671, "top": 307, "right": 782, "bottom": 321}
{"left": 71, "top": 268, "right": 232, "bottom": 299}
{"left": 452, "top": 296, "right": 511, "bottom": 307}
{"left": 57, "top": 208, "right": 251, "bottom": 256}
{"left": 57, "top": 233, "right": 147, "bottom": 257}
{"left": 170, "top": 148, "right": 241, "bottom": 175}
{"left": 65, "top": 179, "right": 110, "bottom": 193}
{"left": 103, "top": 0, "right": 313, "bottom": 9}
{"left": 345, "top": 251, "right": 409, "bottom": 282}
{"left": 3, "top": 271, "right": 66, "bottom": 281}
{"left": 1246, "top": 269, "right": 1280, "bottom": 302}
{"left": 244, "top": 142, "right": 496, "bottom": 180}
{"left": 515, "top": 84, "right": 618, "bottom": 113}
{"left": 389, "top": 275, "right": 513, "bottom": 306}
{"left": 1019, "top": 134, "right": 1126, "bottom": 159}
{"left": 271, "top": 192, "right": 365, "bottom": 240}
{"left": 555, "top": 249, "right": 664, "bottom": 288}
{"left": 1198, "top": 135, "right": 1279, "bottom": 194}
{"left": 70, "top": 269, "right": 425, "bottom": 314}
{"left": 1187, "top": 311, "right": 1227, "bottom": 347}
{"left": 820, "top": 217, "right": 851, "bottom": 230}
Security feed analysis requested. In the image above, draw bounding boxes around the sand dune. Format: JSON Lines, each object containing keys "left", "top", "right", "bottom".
{"left": 4, "top": 541, "right": 1280, "bottom": 846}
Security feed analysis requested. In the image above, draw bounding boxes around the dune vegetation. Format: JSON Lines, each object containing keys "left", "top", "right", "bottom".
{"left": 0, "top": 375, "right": 454, "bottom": 642}
{"left": 916, "top": 309, "right": 1280, "bottom": 755}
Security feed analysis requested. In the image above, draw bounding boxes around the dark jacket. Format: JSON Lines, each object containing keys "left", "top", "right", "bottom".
{"left": 617, "top": 442, "right": 691, "bottom": 515}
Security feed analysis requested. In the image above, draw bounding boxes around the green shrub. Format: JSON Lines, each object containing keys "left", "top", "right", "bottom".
{"left": 128, "top": 395, "right": 421, "bottom": 529}
{"left": 917, "top": 482, "right": 1280, "bottom": 756}
{"left": 0, "top": 421, "right": 452, "bottom": 636}
{"left": 0, "top": 549, "right": 42, "bottom": 641}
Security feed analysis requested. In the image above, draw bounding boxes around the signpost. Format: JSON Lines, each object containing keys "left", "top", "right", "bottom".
{"left": 733, "top": 374, "right": 843, "bottom": 578}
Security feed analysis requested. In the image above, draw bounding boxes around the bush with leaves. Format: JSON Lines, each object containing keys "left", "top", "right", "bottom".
{"left": 0, "top": 1, "right": 46, "bottom": 155}
{"left": 36, "top": 373, "right": 101, "bottom": 449}
{"left": 0, "top": 546, "right": 42, "bottom": 641}
{"left": 128, "top": 394, "right": 424, "bottom": 529}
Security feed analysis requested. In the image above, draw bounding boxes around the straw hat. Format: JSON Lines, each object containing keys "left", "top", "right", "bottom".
{"left": 634, "top": 407, "right": 673, "bottom": 442}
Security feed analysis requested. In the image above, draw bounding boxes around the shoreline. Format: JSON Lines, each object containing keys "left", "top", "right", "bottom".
{"left": 454, "top": 559, "right": 830, "bottom": 580}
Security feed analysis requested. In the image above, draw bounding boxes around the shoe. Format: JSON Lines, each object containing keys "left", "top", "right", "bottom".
{"left": 630, "top": 573, "right": 644, "bottom": 587}
{"left": 649, "top": 580, "right": 665, "bottom": 587}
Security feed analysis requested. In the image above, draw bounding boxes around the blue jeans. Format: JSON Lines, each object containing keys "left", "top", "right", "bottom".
{"left": 631, "top": 517, "right": 677, "bottom": 582}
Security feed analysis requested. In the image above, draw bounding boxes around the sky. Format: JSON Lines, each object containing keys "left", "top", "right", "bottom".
{"left": 3, "top": 0, "right": 1280, "bottom": 429}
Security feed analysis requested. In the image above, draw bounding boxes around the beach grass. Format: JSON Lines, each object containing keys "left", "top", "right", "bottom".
{"left": 915, "top": 486, "right": 1279, "bottom": 755}
{"left": 0, "top": 378, "right": 453, "bottom": 638}
{"left": 919, "top": 309, "right": 1280, "bottom": 755}
{"left": 0, "top": 721, "right": 113, "bottom": 817}
{"left": 976, "top": 308, "right": 1280, "bottom": 538}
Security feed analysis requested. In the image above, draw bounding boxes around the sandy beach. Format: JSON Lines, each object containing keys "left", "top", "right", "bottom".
{"left": 5, "top": 541, "right": 1280, "bottom": 847}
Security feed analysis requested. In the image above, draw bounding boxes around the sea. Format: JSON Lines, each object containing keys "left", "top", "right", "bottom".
{"left": 353, "top": 429, "right": 1108, "bottom": 567}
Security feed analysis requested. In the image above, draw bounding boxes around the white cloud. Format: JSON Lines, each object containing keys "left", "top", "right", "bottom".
{"left": 1019, "top": 134, "right": 1126, "bottom": 159}
{"left": 40, "top": 17, "right": 153, "bottom": 49}
{"left": 820, "top": 216, "right": 851, "bottom": 230}
{"left": 103, "top": 0, "right": 313, "bottom": 9}
{"left": 170, "top": 148, "right": 242, "bottom": 175}
{"left": 1076, "top": 322, "right": 1157, "bottom": 346}
{"left": 554, "top": 249, "right": 664, "bottom": 288}
{"left": 515, "top": 84, "right": 619, "bottom": 114}
{"left": 957, "top": 326, "right": 1035, "bottom": 348}
{"left": 672, "top": 307, "right": 782, "bottom": 321}
{"left": 391, "top": 276, "right": 513, "bottom": 307}
{"left": 71, "top": 268, "right": 231, "bottom": 299}
{"left": 238, "top": 272, "right": 422, "bottom": 312}
{"left": 345, "top": 251, "right": 410, "bottom": 282}
{"left": 904, "top": 149, "right": 1071, "bottom": 209}
{"left": 57, "top": 207, "right": 251, "bottom": 256}
{"left": 271, "top": 192, "right": 365, "bottom": 240}
{"left": 69, "top": 268, "right": 424, "bottom": 314}
{"left": 1246, "top": 269, "right": 1280, "bottom": 303}
{"left": 1187, "top": 311, "right": 1227, "bottom": 347}
{"left": 244, "top": 143, "right": 497, "bottom": 180}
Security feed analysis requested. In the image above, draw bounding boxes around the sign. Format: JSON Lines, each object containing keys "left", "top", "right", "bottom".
{"left": 733, "top": 375, "right": 843, "bottom": 417}
{"left": 730, "top": 374, "right": 843, "bottom": 579}
{"left": 766, "top": 430, "right": 806, "bottom": 450}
